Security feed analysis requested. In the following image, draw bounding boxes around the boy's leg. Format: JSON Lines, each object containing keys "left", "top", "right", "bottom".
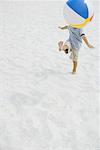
{"left": 72, "top": 61, "right": 77, "bottom": 74}
{"left": 63, "top": 41, "right": 71, "bottom": 54}
{"left": 70, "top": 49, "right": 78, "bottom": 74}
{"left": 62, "top": 44, "right": 69, "bottom": 54}
{"left": 58, "top": 41, "right": 70, "bottom": 53}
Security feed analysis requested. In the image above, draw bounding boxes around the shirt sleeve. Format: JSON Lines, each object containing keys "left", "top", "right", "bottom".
{"left": 80, "top": 29, "right": 85, "bottom": 37}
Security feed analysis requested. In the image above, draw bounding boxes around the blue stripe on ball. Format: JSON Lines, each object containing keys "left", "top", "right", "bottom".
{"left": 66, "top": 0, "right": 89, "bottom": 19}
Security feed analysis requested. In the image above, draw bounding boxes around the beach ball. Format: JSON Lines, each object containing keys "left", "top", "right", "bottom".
{"left": 63, "top": 0, "right": 94, "bottom": 28}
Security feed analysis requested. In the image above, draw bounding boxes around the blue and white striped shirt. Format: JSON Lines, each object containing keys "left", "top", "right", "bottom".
{"left": 68, "top": 26, "right": 85, "bottom": 50}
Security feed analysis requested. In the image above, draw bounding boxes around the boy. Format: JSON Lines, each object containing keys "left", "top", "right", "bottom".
{"left": 58, "top": 25, "right": 94, "bottom": 74}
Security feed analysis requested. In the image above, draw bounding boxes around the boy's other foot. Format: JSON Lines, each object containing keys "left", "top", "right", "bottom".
{"left": 58, "top": 41, "right": 63, "bottom": 51}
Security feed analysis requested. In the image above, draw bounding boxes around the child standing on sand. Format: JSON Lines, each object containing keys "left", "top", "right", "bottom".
{"left": 58, "top": 25, "right": 94, "bottom": 74}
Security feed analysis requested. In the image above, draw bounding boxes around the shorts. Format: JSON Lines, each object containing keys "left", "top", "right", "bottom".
{"left": 65, "top": 41, "right": 78, "bottom": 62}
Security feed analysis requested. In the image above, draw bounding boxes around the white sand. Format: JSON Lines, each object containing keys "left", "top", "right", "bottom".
{"left": 0, "top": 1, "right": 99, "bottom": 150}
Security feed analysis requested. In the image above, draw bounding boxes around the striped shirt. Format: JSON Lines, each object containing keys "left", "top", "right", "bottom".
{"left": 68, "top": 26, "right": 85, "bottom": 50}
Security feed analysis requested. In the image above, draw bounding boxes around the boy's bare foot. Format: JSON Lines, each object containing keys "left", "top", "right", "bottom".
{"left": 72, "top": 71, "right": 76, "bottom": 74}
{"left": 58, "top": 41, "right": 63, "bottom": 51}
{"left": 72, "top": 69, "right": 76, "bottom": 74}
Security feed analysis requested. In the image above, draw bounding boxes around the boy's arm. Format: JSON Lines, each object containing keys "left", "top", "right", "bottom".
{"left": 82, "top": 35, "right": 94, "bottom": 48}
{"left": 58, "top": 25, "right": 68, "bottom": 30}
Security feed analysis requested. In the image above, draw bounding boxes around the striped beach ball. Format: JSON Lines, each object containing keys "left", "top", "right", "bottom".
{"left": 63, "top": 0, "right": 94, "bottom": 28}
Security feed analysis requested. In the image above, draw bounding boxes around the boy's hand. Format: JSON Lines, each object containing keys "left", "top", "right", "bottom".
{"left": 82, "top": 36, "right": 94, "bottom": 48}
{"left": 58, "top": 26, "right": 63, "bottom": 29}
{"left": 58, "top": 26, "right": 68, "bottom": 30}
{"left": 88, "top": 44, "right": 94, "bottom": 48}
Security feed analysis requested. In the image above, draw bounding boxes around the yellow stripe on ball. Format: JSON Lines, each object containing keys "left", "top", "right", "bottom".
{"left": 70, "top": 17, "right": 91, "bottom": 28}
